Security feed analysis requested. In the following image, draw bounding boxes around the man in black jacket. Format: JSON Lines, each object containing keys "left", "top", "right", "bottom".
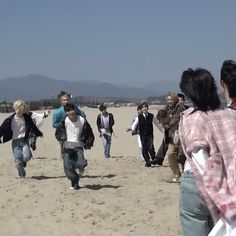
{"left": 55, "top": 103, "right": 94, "bottom": 190}
{"left": 96, "top": 105, "right": 115, "bottom": 158}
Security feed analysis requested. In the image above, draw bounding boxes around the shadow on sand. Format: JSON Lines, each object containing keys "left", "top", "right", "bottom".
{"left": 82, "top": 184, "right": 122, "bottom": 190}
{"left": 82, "top": 174, "right": 116, "bottom": 179}
{"left": 31, "top": 175, "right": 66, "bottom": 180}
{"left": 33, "top": 156, "right": 47, "bottom": 160}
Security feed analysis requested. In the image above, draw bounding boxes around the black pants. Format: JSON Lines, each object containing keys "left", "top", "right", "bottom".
{"left": 141, "top": 135, "right": 156, "bottom": 164}
{"left": 155, "top": 138, "right": 168, "bottom": 164}
{"left": 177, "top": 145, "right": 186, "bottom": 171}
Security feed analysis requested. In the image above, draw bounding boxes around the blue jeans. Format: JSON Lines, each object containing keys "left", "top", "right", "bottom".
{"left": 179, "top": 171, "right": 214, "bottom": 236}
{"left": 101, "top": 134, "right": 111, "bottom": 158}
{"left": 12, "top": 138, "right": 32, "bottom": 177}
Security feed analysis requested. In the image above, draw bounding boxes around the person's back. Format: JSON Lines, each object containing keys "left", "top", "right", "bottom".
{"left": 203, "top": 100, "right": 236, "bottom": 221}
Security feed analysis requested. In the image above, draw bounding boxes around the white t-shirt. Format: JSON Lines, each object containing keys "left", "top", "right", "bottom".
{"left": 101, "top": 115, "right": 109, "bottom": 130}
{"left": 11, "top": 115, "right": 26, "bottom": 140}
{"left": 64, "top": 116, "right": 85, "bottom": 149}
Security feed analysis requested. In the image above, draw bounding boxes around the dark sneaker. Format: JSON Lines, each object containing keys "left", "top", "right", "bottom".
{"left": 145, "top": 162, "right": 152, "bottom": 167}
{"left": 151, "top": 158, "right": 163, "bottom": 166}
{"left": 73, "top": 183, "right": 80, "bottom": 190}
{"left": 70, "top": 183, "right": 80, "bottom": 190}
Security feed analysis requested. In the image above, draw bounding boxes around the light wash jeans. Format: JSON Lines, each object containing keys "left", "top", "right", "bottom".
{"left": 101, "top": 134, "right": 111, "bottom": 158}
{"left": 179, "top": 171, "right": 214, "bottom": 236}
{"left": 12, "top": 138, "right": 32, "bottom": 177}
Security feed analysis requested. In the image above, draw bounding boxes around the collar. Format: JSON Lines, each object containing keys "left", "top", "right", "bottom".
{"left": 182, "top": 107, "right": 198, "bottom": 117}
{"left": 228, "top": 98, "right": 236, "bottom": 109}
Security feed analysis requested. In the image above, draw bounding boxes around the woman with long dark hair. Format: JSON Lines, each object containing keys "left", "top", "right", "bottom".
{"left": 178, "top": 68, "right": 221, "bottom": 236}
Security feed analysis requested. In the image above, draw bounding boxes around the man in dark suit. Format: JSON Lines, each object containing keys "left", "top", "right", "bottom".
{"left": 131, "top": 102, "right": 163, "bottom": 167}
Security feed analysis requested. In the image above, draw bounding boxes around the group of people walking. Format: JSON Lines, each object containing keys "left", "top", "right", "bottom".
{"left": 1, "top": 59, "right": 236, "bottom": 235}
{"left": 0, "top": 90, "right": 114, "bottom": 191}
{"left": 128, "top": 92, "right": 186, "bottom": 183}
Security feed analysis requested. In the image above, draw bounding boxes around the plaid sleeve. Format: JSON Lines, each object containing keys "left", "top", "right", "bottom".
{"left": 181, "top": 111, "right": 210, "bottom": 156}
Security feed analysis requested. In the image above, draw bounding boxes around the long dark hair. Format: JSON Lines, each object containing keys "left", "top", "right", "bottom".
{"left": 180, "top": 68, "right": 221, "bottom": 111}
{"left": 221, "top": 60, "right": 236, "bottom": 98}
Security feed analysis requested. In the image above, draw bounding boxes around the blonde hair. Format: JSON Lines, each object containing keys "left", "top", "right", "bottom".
{"left": 165, "top": 92, "right": 179, "bottom": 105}
{"left": 13, "top": 100, "right": 26, "bottom": 111}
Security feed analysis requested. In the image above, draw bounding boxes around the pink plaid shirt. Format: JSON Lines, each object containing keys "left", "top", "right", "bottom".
{"left": 179, "top": 107, "right": 236, "bottom": 223}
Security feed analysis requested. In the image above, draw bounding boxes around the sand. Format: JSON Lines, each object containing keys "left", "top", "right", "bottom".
{"left": 0, "top": 106, "right": 181, "bottom": 236}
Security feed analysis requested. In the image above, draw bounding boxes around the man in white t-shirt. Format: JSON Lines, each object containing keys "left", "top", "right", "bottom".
{"left": 55, "top": 103, "right": 89, "bottom": 190}
{"left": 96, "top": 105, "right": 115, "bottom": 158}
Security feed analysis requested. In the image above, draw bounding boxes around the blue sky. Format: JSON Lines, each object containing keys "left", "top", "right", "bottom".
{"left": 0, "top": 0, "right": 235, "bottom": 87}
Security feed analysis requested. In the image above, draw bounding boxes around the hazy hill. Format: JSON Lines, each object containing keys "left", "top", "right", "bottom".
{"left": 0, "top": 74, "right": 178, "bottom": 101}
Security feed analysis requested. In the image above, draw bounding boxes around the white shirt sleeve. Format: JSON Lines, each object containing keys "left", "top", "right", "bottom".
{"left": 208, "top": 212, "right": 236, "bottom": 235}
{"left": 31, "top": 112, "right": 45, "bottom": 128}
{"left": 131, "top": 116, "right": 139, "bottom": 132}
{"left": 191, "top": 148, "right": 209, "bottom": 175}
{"left": 152, "top": 117, "right": 164, "bottom": 133}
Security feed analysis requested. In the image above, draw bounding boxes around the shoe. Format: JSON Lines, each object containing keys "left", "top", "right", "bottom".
{"left": 74, "top": 183, "right": 80, "bottom": 190}
{"left": 145, "top": 162, "right": 152, "bottom": 167}
{"left": 151, "top": 158, "right": 163, "bottom": 166}
{"left": 70, "top": 184, "right": 80, "bottom": 190}
{"left": 105, "top": 155, "right": 110, "bottom": 158}
{"left": 172, "top": 177, "right": 181, "bottom": 183}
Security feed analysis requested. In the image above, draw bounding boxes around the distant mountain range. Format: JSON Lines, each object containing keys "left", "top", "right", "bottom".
{"left": 0, "top": 74, "right": 179, "bottom": 101}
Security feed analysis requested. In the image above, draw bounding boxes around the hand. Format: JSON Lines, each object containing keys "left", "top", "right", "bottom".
{"left": 43, "top": 110, "right": 51, "bottom": 118}
{"left": 126, "top": 128, "right": 131, "bottom": 132}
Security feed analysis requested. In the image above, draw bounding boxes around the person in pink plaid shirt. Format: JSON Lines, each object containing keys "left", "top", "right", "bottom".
{"left": 178, "top": 68, "right": 220, "bottom": 235}
{"left": 179, "top": 60, "right": 236, "bottom": 236}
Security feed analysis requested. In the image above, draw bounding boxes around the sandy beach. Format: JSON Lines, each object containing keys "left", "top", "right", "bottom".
{"left": 0, "top": 106, "right": 181, "bottom": 236}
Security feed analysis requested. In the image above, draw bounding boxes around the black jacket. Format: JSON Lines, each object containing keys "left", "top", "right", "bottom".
{"left": 96, "top": 113, "right": 114, "bottom": 134}
{"left": 55, "top": 117, "right": 95, "bottom": 150}
{"left": 0, "top": 113, "right": 43, "bottom": 143}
